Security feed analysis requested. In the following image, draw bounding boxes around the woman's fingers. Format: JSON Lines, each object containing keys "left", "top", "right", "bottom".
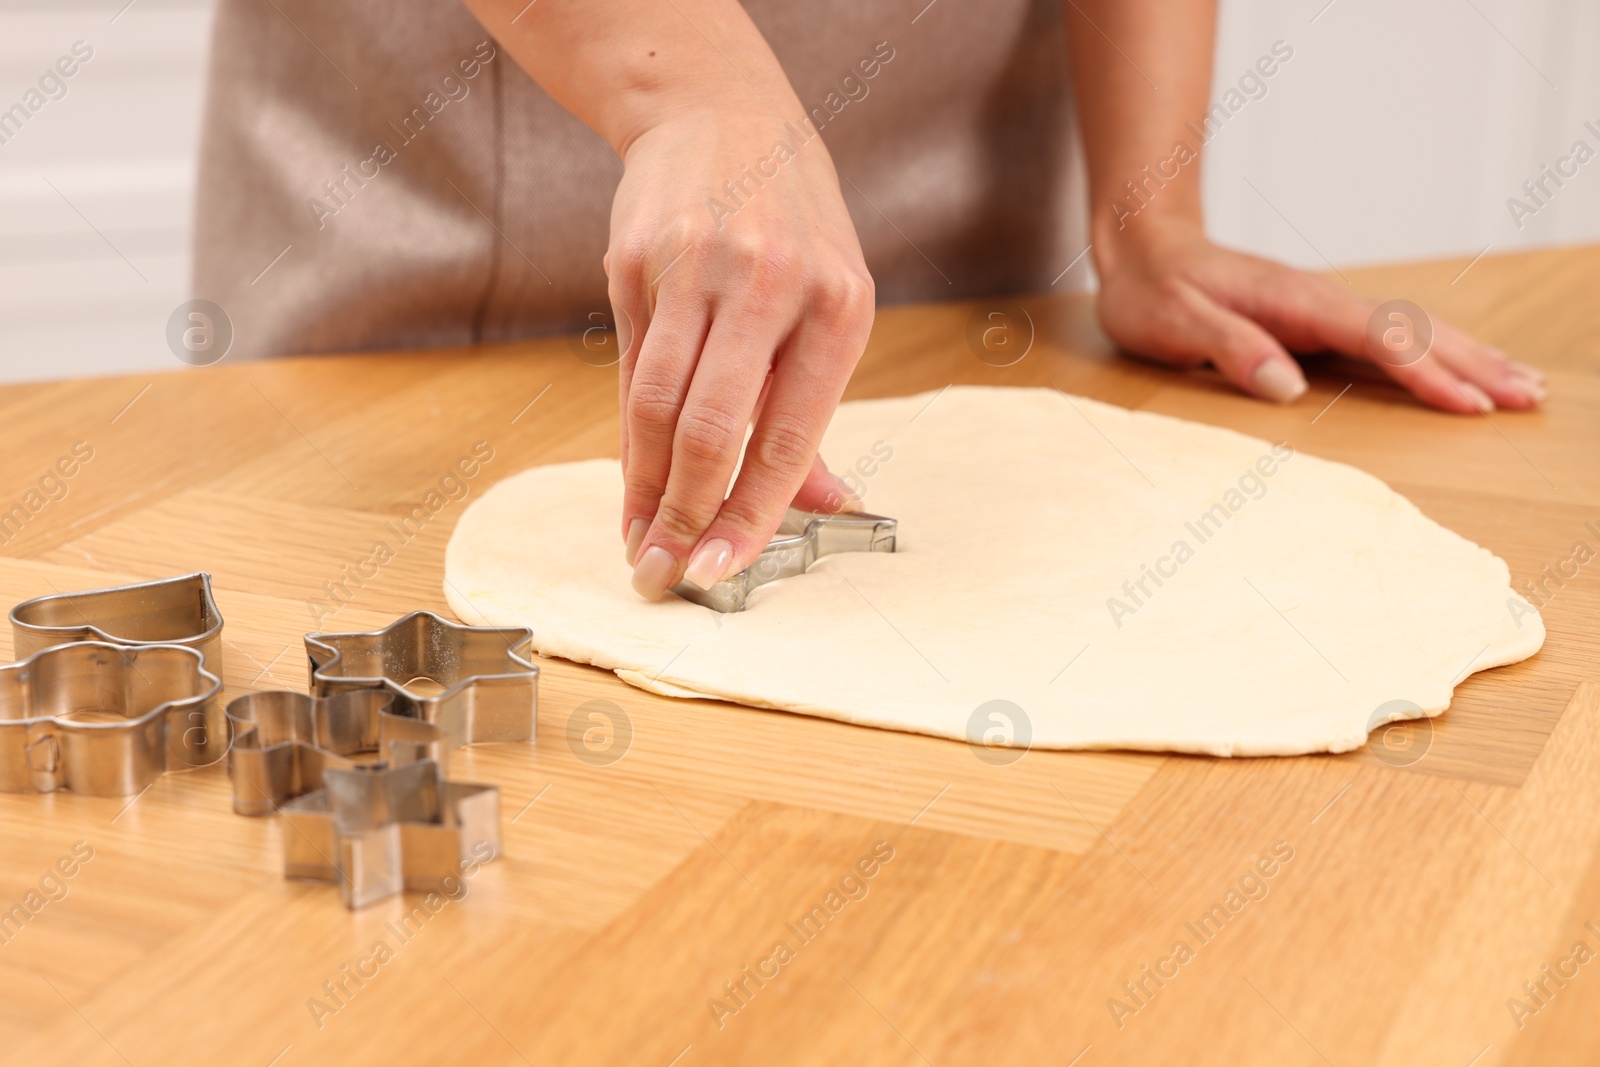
{"left": 605, "top": 246, "right": 652, "bottom": 500}
{"left": 628, "top": 308, "right": 791, "bottom": 598}
{"left": 620, "top": 289, "right": 708, "bottom": 566}
{"left": 601, "top": 101, "right": 874, "bottom": 600}
{"left": 1370, "top": 349, "right": 1498, "bottom": 413}
{"left": 790, "top": 452, "right": 863, "bottom": 513}
{"left": 1422, "top": 321, "right": 1545, "bottom": 410}
{"left": 1213, "top": 264, "right": 1546, "bottom": 414}
{"left": 1135, "top": 279, "right": 1307, "bottom": 403}
{"left": 676, "top": 304, "right": 869, "bottom": 594}
{"left": 745, "top": 378, "right": 860, "bottom": 513}
{"left": 1096, "top": 219, "right": 1548, "bottom": 418}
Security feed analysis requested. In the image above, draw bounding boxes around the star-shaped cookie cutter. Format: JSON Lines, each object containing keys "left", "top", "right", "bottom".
{"left": 304, "top": 611, "right": 538, "bottom": 753}
{"left": 225, "top": 689, "right": 448, "bottom": 816}
{"left": 0, "top": 641, "right": 222, "bottom": 796}
{"left": 279, "top": 753, "right": 502, "bottom": 908}
{"left": 672, "top": 510, "right": 898, "bottom": 612}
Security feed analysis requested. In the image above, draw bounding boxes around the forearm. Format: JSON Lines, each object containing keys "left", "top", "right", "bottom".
{"left": 462, "top": 0, "right": 803, "bottom": 158}
{"left": 1064, "top": 0, "right": 1216, "bottom": 265}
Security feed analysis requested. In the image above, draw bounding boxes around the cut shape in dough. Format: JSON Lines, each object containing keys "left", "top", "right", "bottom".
{"left": 444, "top": 386, "right": 1543, "bottom": 757}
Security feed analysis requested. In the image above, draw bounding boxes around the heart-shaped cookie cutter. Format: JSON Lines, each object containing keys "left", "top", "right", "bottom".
{"left": 10, "top": 572, "right": 224, "bottom": 676}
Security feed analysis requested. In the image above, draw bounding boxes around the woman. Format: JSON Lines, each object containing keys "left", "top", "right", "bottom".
{"left": 195, "top": 0, "right": 1545, "bottom": 601}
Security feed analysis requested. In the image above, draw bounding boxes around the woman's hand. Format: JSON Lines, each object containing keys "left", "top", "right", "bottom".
{"left": 607, "top": 106, "right": 874, "bottom": 600}
{"left": 462, "top": 0, "right": 875, "bottom": 601}
{"left": 1094, "top": 215, "right": 1545, "bottom": 413}
{"left": 1063, "top": 0, "right": 1544, "bottom": 415}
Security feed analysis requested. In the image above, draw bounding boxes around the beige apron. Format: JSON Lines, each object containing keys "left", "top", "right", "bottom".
{"left": 194, "top": 0, "right": 1087, "bottom": 359}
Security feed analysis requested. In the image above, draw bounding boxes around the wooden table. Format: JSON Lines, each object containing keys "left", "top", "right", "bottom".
{"left": 0, "top": 244, "right": 1596, "bottom": 1066}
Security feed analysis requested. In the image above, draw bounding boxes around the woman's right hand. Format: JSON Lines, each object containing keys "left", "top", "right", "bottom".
{"left": 607, "top": 104, "right": 875, "bottom": 601}
{"left": 462, "top": 0, "right": 876, "bottom": 600}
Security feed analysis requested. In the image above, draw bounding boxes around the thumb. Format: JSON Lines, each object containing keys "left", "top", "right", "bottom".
{"left": 790, "top": 453, "right": 864, "bottom": 513}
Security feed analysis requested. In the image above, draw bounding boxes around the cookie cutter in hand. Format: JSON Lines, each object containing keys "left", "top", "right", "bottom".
{"left": 225, "top": 689, "right": 449, "bottom": 816}
{"left": 280, "top": 749, "right": 501, "bottom": 909}
{"left": 10, "top": 572, "right": 225, "bottom": 677}
{"left": 0, "top": 642, "right": 223, "bottom": 796}
{"left": 673, "top": 510, "right": 898, "bottom": 612}
{"left": 305, "top": 611, "right": 537, "bottom": 754}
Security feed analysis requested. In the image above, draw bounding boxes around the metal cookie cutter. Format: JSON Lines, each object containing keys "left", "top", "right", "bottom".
{"left": 0, "top": 642, "right": 222, "bottom": 796}
{"left": 673, "top": 509, "right": 899, "bottom": 612}
{"left": 280, "top": 750, "right": 501, "bottom": 909}
{"left": 225, "top": 690, "right": 448, "bottom": 816}
{"left": 10, "top": 572, "right": 224, "bottom": 677}
{"left": 305, "top": 611, "right": 537, "bottom": 754}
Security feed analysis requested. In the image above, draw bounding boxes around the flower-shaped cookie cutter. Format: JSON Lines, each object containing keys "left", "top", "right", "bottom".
{"left": 10, "top": 571, "right": 224, "bottom": 677}
{"left": 0, "top": 641, "right": 223, "bottom": 796}
{"left": 225, "top": 689, "right": 448, "bottom": 816}
{"left": 304, "top": 611, "right": 538, "bottom": 753}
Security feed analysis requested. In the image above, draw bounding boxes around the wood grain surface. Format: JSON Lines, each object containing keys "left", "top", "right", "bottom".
{"left": 0, "top": 243, "right": 1596, "bottom": 1066}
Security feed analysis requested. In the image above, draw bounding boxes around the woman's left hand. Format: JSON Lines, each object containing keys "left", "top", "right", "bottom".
{"left": 1092, "top": 214, "right": 1546, "bottom": 414}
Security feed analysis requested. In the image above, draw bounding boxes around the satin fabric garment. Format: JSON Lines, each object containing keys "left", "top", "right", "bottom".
{"left": 193, "top": 0, "right": 1088, "bottom": 359}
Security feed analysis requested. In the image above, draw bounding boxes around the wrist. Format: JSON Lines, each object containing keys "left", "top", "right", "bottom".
{"left": 479, "top": 0, "right": 805, "bottom": 163}
{"left": 1091, "top": 198, "right": 1204, "bottom": 276}
{"left": 608, "top": 73, "right": 800, "bottom": 162}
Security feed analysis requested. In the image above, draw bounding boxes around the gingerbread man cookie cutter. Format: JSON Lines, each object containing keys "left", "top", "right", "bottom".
{"left": 0, "top": 641, "right": 223, "bottom": 796}
{"left": 672, "top": 509, "right": 898, "bottom": 612}
{"left": 304, "top": 611, "right": 538, "bottom": 753}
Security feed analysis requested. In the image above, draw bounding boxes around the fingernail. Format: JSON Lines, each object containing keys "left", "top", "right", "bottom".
{"left": 1509, "top": 361, "right": 1546, "bottom": 385}
{"left": 1252, "top": 360, "right": 1308, "bottom": 403}
{"left": 683, "top": 538, "right": 734, "bottom": 590}
{"left": 630, "top": 545, "right": 677, "bottom": 600}
{"left": 1512, "top": 377, "right": 1547, "bottom": 404}
{"left": 624, "top": 518, "right": 648, "bottom": 564}
{"left": 1456, "top": 382, "right": 1495, "bottom": 412}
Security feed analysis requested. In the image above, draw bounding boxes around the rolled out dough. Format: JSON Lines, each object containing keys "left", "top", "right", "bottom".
{"left": 443, "top": 386, "right": 1543, "bottom": 757}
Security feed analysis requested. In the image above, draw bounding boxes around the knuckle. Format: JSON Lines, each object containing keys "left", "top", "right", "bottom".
{"left": 1140, "top": 305, "right": 1188, "bottom": 346}
{"left": 1152, "top": 275, "right": 1191, "bottom": 307}
{"left": 606, "top": 275, "right": 632, "bottom": 310}
{"left": 611, "top": 235, "right": 652, "bottom": 281}
{"left": 652, "top": 499, "right": 706, "bottom": 541}
{"left": 1221, "top": 325, "right": 1269, "bottom": 365}
{"left": 810, "top": 269, "right": 875, "bottom": 330}
{"left": 627, "top": 378, "right": 682, "bottom": 434}
{"left": 663, "top": 217, "right": 703, "bottom": 255}
{"left": 1265, "top": 274, "right": 1315, "bottom": 317}
{"left": 712, "top": 499, "right": 772, "bottom": 542}
{"left": 729, "top": 233, "right": 800, "bottom": 287}
{"left": 622, "top": 468, "right": 663, "bottom": 501}
{"left": 752, "top": 418, "right": 812, "bottom": 474}
{"left": 675, "top": 405, "right": 743, "bottom": 465}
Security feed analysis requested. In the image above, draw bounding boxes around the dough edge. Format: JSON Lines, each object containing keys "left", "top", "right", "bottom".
{"left": 443, "top": 385, "right": 1547, "bottom": 759}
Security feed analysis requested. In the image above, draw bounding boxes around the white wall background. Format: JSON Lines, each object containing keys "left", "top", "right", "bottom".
{"left": 0, "top": 0, "right": 1595, "bottom": 384}
{"left": 0, "top": 0, "right": 210, "bottom": 383}
{"left": 1206, "top": 0, "right": 1600, "bottom": 269}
